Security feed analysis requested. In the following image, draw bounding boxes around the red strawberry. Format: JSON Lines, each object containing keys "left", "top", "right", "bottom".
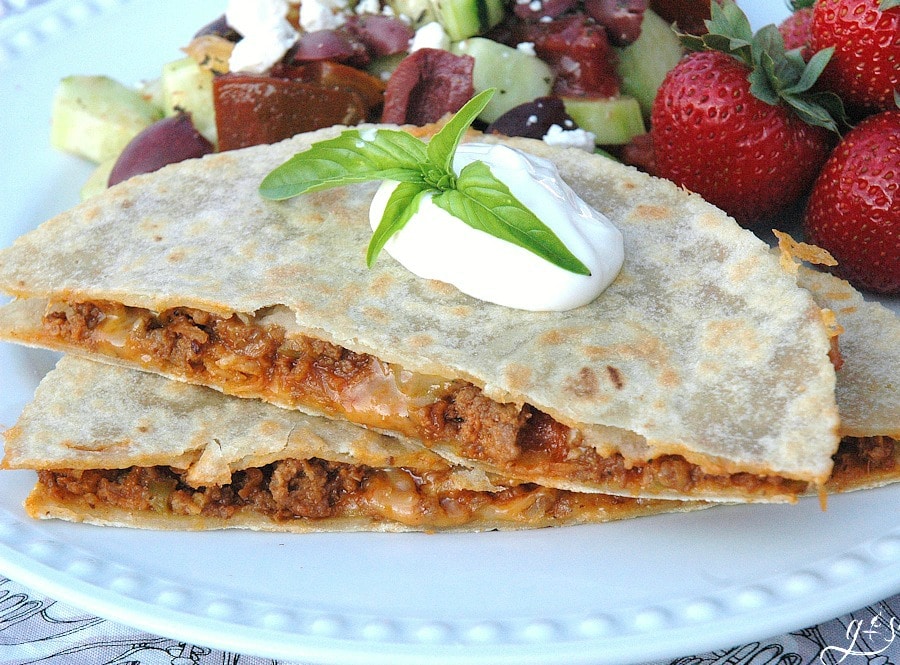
{"left": 810, "top": 0, "right": 900, "bottom": 113}
{"left": 804, "top": 109, "right": 900, "bottom": 294}
{"left": 650, "top": 1, "right": 839, "bottom": 226}
{"left": 779, "top": 6, "right": 814, "bottom": 60}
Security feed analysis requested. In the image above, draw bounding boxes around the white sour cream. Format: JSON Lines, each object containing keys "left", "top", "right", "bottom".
{"left": 369, "top": 143, "right": 624, "bottom": 311}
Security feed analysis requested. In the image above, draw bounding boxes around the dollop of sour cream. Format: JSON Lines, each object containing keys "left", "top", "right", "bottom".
{"left": 369, "top": 143, "right": 624, "bottom": 311}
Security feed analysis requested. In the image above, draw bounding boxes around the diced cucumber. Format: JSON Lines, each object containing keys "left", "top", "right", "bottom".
{"left": 614, "top": 9, "right": 683, "bottom": 118}
{"left": 139, "top": 76, "right": 166, "bottom": 112}
{"left": 80, "top": 158, "right": 116, "bottom": 200}
{"left": 367, "top": 52, "right": 408, "bottom": 83}
{"left": 50, "top": 75, "right": 163, "bottom": 163}
{"left": 434, "top": 0, "right": 505, "bottom": 40}
{"left": 452, "top": 38, "right": 554, "bottom": 123}
{"left": 161, "top": 57, "right": 217, "bottom": 145}
{"left": 388, "top": 0, "right": 436, "bottom": 27}
{"left": 561, "top": 96, "right": 646, "bottom": 145}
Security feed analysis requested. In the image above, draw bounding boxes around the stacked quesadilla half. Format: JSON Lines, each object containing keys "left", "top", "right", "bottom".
{"left": 0, "top": 126, "right": 897, "bottom": 532}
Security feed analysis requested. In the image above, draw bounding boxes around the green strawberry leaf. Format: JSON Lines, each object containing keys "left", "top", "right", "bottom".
{"left": 431, "top": 161, "right": 591, "bottom": 276}
{"left": 781, "top": 47, "right": 834, "bottom": 96}
{"left": 880, "top": 0, "right": 899, "bottom": 9}
{"left": 259, "top": 129, "right": 428, "bottom": 200}
{"left": 680, "top": 0, "right": 848, "bottom": 134}
{"left": 366, "top": 182, "right": 429, "bottom": 267}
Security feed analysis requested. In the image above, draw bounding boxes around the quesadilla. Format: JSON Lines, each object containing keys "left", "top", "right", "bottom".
{"left": 795, "top": 266, "right": 899, "bottom": 493}
{"left": 0, "top": 127, "right": 841, "bottom": 502}
{"left": 2, "top": 355, "right": 706, "bottom": 532}
{"left": 1, "top": 267, "right": 895, "bottom": 532}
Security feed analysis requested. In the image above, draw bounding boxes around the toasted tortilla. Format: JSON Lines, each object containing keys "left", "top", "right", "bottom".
{"left": 0, "top": 127, "right": 840, "bottom": 502}
{"left": 3, "top": 356, "right": 706, "bottom": 532}
{"left": 795, "top": 266, "right": 899, "bottom": 494}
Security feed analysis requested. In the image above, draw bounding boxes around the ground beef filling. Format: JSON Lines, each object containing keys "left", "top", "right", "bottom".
{"left": 829, "top": 436, "right": 897, "bottom": 490}
{"left": 42, "top": 300, "right": 813, "bottom": 498}
{"left": 35, "top": 460, "right": 614, "bottom": 527}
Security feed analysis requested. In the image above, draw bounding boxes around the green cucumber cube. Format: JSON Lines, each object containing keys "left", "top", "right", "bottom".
{"left": 615, "top": 9, "right": 683, "bottom": 118}
{"left": 561, "top": 96, "right": 646, "bottom": 145}
{"left": 161, "top": 57, "right": 217, "bottom": 145}
{"left": 452, "top": 38, "right": 554, "bottom": 123}
{"left": 80, "top": 158, "right": 116, "bottom": 200}
{"left": 50, "top": 75, "right": 163, "bottom": 164}
{"left": 434, "top": 0, "right": 505, "bottom": 40}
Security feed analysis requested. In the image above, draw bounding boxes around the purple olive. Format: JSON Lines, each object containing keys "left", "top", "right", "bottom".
{"left": 108, "top": 112, "right": 214, "bottom": 187}
{"left": 512, "top": 0, "right": 578, "bottom": 22}
{"left": 484, "top": 97, "right": 577, "bottom": 140}
{"left": 287, "top": 29, "right": 370, "bottom": 67}
{"left": 193, "top": 14, "right": 241, "bottom": 42}
{"left": 345, "top": 15, "right": 414, "bottom": 58}
{"left": 584, "top": 0, "right": 647, "bottom": 46}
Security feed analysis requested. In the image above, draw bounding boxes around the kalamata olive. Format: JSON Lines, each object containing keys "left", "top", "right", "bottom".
{"left": 287, "top": 29, "right": 370, "bottom": 67}
{"left": 193, "top": 14, "right": 242, "bottom": 42}
{"left": 485, "top": 97, "right": 577, "bottom": 139}
{"left": 108, "top": 113, "right": 213, "bottom": 187}
{"left": 512, "top": 0, "right": 578, "bottom": 22}
{"left": 584, "top": 0, "right": 647, "bottom": 47}
{"left": 649, "top": 0, "right": 713, "bottom": 35}
{"left": 525, "top": 15, "right": 621, "bottom": 97}
{"left": 345, "top": 15, "right": 415, "bottom": 58}
{"left": 382, "top": 49, "right": 474, "bottom": 125}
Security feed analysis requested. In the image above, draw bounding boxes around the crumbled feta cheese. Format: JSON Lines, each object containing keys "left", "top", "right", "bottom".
{"left": 542, "top": 125, "right": 597, "bottom": 152}
{"left": 409, "top": 21, "right": 450, "bottom": 52}
{"left": 226, "top": 0, "right": 299, "bottom": 73}
{"left": 526, "top": 115, "right": 538, "bottom": 126}
{"left": 299, "top": 0, "right": 350, "bottom": 32}
{"left": 516, "top": 41, "right": 536, "bottom": 56}
{"left": 355, "top": 0, "right": 380, "bottom": 14}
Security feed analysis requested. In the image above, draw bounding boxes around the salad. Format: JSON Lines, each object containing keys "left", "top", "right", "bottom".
{"left": 51, "top": 0, "right": 688, "bottom": 198}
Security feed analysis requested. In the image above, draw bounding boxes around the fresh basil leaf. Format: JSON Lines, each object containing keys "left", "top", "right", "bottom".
{"left": 260, "top": 129, "right": 428, "bottom": 200}
{"left": 367, "top": 182, "right": 429, "bottom": 267}
{"left": 425, "top": 89, "right": 495, "bottom": 177}
{"left": 431, "top": 161, "right": 592, "bottom": 276}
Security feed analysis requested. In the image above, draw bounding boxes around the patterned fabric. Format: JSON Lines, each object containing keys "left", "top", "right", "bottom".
{"left": 1, "top": 576, "right": 897, "bottom": 665}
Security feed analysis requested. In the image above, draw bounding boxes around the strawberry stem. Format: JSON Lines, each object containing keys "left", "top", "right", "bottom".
{"left": 678, "top": 0, "right": 847, "bottom": 133}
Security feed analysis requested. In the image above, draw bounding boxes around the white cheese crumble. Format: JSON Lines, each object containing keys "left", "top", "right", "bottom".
{"left": 542, "top": 124, "right": 597, "bottom": 152}
{"left": 516, "top": 41, "right": 536, "bottom": 56}
{"left": 355, "top": 0, "right": 380, "bottom": 14}
{"left": 299, "top": 0, "right": 350, "bottom": 32}
{"left": 226, "top": 0, "right": 299, "bottom": 73}
{"left": 409, "top": 21, "right": 450, "bottom": 52}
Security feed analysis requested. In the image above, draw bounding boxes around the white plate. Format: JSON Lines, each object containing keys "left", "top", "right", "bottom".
{"left": 1, "top": 2, "right": 898, "bottom": 664}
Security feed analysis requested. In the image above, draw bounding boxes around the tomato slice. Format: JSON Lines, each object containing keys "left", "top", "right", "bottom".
{"left": 272, "top": 60, "right": 386, "bottom": 110}
{"left": 213, "top": 74, "right": 367, "bottom": 151}
{"left": 528, "top": 16, "right": 621, "bottom": 98}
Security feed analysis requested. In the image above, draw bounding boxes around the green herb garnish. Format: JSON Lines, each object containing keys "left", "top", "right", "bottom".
{"left": 259, "top": 89, "right": 591, "bottom": 275}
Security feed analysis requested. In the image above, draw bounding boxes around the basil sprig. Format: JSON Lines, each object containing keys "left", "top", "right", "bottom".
{"left": 259, "top": 89, "right": 590, "bottom": 275}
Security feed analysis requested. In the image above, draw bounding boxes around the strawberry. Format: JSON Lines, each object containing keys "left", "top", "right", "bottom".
{"left": 804, "top": 109, "right": 900, "bottom": 294}
{"left": 650, "top": 0, "right": 841, "bottom": 226}
{"left": 779, "top": 3, "right": 814, "bottom": 60}
{"left": 810, "top": 0, "right": 900, "bottom": 113}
